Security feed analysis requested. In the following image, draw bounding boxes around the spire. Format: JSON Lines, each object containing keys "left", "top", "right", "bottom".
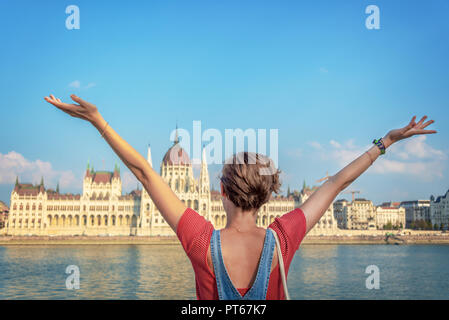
{"left": 15, "top": 176, "right": 19, "bottom": 187}
{"left": 56, "top": 182, "right": 60, "bottom": 193}
{"left": 201, "top": 144, "right": 207, "bottom": 164}
{"left": 87, "top": 159, "right": 90, "bottom": 170}
{"left": 303, "top": 179, "right": 306, "bottom": 191}
{"left": 147, "top": 144, "right": 153, "bottom": 167}
{"left": 174, "top": 124, "right": 179, "bottom": 144}
{"left": 200, "top": 144, "right": 210, "bottom": 194}
{"left": 287, "top": 185, "right": 291, "bottom": 196}
{"left": 40, "top": 176, "right": 44, "bottom": 187}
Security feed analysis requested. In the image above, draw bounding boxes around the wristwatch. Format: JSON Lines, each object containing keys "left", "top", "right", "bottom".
{"left": 372, "top": 138, "right": 386, "bottom": 155}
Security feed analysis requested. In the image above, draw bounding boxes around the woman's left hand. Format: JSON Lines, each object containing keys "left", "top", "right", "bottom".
{"left": 383, "top": 115, "right": 437, "bottom": 147}
{"left": 44, "top": 94, "right": 100, "bottom": 123}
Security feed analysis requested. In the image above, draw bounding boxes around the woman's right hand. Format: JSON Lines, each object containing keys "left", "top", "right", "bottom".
{"left": 382, "top": 115, "right": 437, "bottom": 148}
{"left": 44, "top": 94, "right": 101, "bottom": 124}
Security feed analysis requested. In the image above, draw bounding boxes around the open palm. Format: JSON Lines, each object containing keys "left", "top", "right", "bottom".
{"left": 386, "top": 115, "right": 437, "bottom": 144}
{"left": 44, "top": 94, "right": 99, "bottom": 123}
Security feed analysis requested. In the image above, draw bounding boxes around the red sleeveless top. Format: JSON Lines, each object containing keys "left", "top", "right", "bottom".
{"left": 176, "top": 207, "right": 307, "bottom": 300}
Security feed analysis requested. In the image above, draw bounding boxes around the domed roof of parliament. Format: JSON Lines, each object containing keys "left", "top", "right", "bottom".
{"left": 161, "top": 128, "right": 191, "bottom": 166}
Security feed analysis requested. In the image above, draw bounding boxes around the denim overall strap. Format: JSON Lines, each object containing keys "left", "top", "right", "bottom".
{"left": 210, "top": 229, "right": 276, "bottom": 300}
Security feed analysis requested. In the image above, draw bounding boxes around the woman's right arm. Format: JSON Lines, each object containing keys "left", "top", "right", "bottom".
{"left": 44, "top": 94, "right": 187, "bottom": 232}
{"left": 300, "top": 115, "right": 437, "bottom": 234}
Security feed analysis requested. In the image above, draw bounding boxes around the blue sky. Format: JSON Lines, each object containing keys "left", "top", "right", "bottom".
{"left": 0, "top": 0, "right": 448, "bottom": 207}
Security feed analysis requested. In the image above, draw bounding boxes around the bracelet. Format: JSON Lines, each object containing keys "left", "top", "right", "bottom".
{"left": 101, "top": 122, "right": 109, "bottom": 138}
{"left": 372, "top": 138, "right": 386, "bottom": 155}
{"left": 365, "top": 151, "right": 374, "bottom": 165}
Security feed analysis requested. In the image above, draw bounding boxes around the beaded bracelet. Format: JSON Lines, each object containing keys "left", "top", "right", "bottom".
{"left": 372, "top": 138, "right": 386, "bottom": 154}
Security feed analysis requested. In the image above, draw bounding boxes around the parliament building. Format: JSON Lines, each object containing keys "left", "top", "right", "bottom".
{"left": 7, "top": 134, "right": 342, "bottom": 236}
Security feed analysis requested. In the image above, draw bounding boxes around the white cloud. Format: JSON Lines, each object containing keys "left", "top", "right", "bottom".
{"left": 307, "top": 137, "right": 446, "bottom": 181}
{"left": 329, "top": 140, "right": 341, "bottom": 149}
{"left": 319, "top": 67, "right": 329, "bottom": 73}
{"left": 0, "top": 151, "right": 78, "bottom": 189}
{"left": 307, "top": 141, "right": 323, "bottom": 150}
{"left": 391, "top": 135, "right": 446, "bottom": 160}
{"left": 68, "top": 80, "right": 96, "bottom": 90}
{"left": 68, "top": 80, "right": 81, "bottom": 88}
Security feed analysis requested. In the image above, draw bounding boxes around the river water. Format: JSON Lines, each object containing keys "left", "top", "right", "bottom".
{"left": 0, "top": 244, "right": 448, "bottom": 299}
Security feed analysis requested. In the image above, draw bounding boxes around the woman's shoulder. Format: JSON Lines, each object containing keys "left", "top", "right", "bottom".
{"left": 176, "top": 208, "right": 215, "bottom": 255}
{"left": 267, "top": 207, "right": 307, "bottom": 257}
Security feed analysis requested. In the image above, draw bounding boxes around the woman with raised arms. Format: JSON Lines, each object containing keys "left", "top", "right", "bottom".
{"left": 44, "top": 94, "right": 436, "bottom": 300}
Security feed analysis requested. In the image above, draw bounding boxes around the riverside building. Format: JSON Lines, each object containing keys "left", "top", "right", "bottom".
{"left": 5, "top": 135, "right": 303, "bottom": 236}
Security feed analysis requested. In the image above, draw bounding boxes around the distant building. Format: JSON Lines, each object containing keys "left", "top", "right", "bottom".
{"left": 344, "top": 198, "right": 376, "bottom": 230}
{"left": 430, "top": 189, "right": 449, "bottom": 230}
{"left": 333, "top": 199, "right": 349, "bottom": 229}
{"left": 294, "top": 181, "right": 338, "bottom": 234}
{"left": 399, "top": 200, "right": 430, "bottom": 228}
{"left": 0, "top": 200, "right": 9, "bottom": 229}
{"left": 375, "top": 206, "right": 406, "bottom": 230}
{"left": 5, "top": 131, "right": 297, "bottom": 236}
{"left": 379, "top": 201, "right": 401, "bottom": 208}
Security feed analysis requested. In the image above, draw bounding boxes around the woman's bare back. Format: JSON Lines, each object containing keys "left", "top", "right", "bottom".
{"left": 206, "top": 227, "right": 279, "bottom": 289}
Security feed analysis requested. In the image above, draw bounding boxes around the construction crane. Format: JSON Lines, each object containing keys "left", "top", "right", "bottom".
{"left": 343, "top": 190, "right": 360, "bottom": 202}
{"left": 316, "top": 171, "right": 330, "bottom": 183}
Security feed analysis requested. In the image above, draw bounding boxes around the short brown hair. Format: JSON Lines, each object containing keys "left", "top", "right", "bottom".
{"left": 220, "top": 152, "right": 281, "bottom": 211}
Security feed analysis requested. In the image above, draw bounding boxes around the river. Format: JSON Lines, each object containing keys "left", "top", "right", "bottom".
{"left": 1, "top": 244, "right": 448, "bottom": 299}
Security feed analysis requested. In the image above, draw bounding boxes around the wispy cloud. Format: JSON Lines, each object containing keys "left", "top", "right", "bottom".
{"left": 319, "top": 67, "right": 329, "bottom": 74}
{"left": 0, "top": 151, "right": 78, "bottom": 189}
{"left": 68, "top": 80, "right": 96, "bottom": 90}
{"left": 307, "top": 141, "right": 323, "bottom": 150}
{"left": 68, "top": 80, "right": 81, "bottom": 88}
{"left": 307, "top": 136, "right": 446, "bottom": 181}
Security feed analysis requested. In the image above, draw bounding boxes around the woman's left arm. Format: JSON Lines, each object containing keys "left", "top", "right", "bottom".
{"left": 44, "top": 94, "right": 187, "bottom": 232}
{"left": 300, "top": 115, "right": 437, "bottom": 234}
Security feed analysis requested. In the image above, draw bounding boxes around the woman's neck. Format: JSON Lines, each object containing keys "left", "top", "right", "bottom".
{"left": 225, "top": 207, "right": 258, "bottom": 232}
